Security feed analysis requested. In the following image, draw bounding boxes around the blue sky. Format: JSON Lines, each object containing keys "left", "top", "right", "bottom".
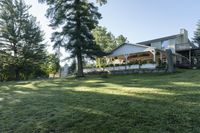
{"left": 98, "top": 0, "right": 200, "bottom": 43}
{"left": 29, "top": 0, "right": 200, "bottom": 51}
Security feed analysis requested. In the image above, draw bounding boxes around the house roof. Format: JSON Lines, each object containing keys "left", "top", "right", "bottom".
{"left": 136, "top": 33, "right": 198, "bottom": 51}
{"left": 109, "top": 43, "right": 150, "bottom": 55}
{"left": 107, "top": 43, "right": 165, "bottom": 57}
{"left": 137, "top": 34, "right": 182, "bottom": 45}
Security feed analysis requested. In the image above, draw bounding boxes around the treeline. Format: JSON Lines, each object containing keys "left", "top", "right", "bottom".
{"left": 92, "top": 26, "right": 128, "bottom": 52}
{"left": 0, "top": 0, "right": 59, "bottom": 81}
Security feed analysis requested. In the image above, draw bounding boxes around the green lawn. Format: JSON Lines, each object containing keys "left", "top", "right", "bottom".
{"left": 0, "top": 69, "right": 200, "bottom": 133}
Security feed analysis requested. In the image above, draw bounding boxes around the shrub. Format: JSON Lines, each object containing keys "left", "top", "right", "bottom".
{"left": 134, "top": 60, "right": 139, "bottom": 64}
{"left": 141, "top": 60, "right": 147, "bottom": 64}
{"left": 156, "top": 62, "right": 167, "bottom": 69}
{"left": 149, "top": 59, "right": 156, "bottom": 64}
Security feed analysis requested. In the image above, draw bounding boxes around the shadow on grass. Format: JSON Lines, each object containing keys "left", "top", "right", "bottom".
{"left": 0, "top": 69, "right": 200, "bottom": 132}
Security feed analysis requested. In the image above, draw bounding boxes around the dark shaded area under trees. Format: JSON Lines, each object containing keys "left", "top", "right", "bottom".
{"left": 0, "top": 0, "right": 59, "bottom": 81}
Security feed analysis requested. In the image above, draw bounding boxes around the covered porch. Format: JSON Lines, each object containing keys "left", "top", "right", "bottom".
{"left": 84, "top": 43, "right": 168, "bottom": 73}
{"left": 105, "top": 48, "right": 167, "bottom": 67}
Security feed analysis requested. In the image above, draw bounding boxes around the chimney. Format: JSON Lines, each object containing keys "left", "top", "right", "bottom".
{"left": 180, "top": 28, "right": 188, "bottom": 43}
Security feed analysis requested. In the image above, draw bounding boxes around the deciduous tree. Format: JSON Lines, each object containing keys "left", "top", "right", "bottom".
{"left": 92, "top": 26, "right": 116, "bottom": 52}
{"left": 92, "top": 26, "right": 128, "bottom": 52}
{"left": 116, "top": 35, "right": 127, "bottom": 45}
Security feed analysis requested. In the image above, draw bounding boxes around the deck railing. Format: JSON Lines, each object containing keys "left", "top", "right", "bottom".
{"left": 176, "top": 43, "right": 191, "bottom": 51}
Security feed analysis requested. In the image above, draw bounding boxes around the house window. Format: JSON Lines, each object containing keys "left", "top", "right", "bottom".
{"left": 161, "top": 40, "right": 169, "bottom": 49}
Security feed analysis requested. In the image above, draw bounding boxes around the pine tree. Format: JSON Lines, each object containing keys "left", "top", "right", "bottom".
{"left": 0, "top": 0, "right": 46, "bottom": 80}
{"left": 39, "top": 0, "right": 104, "bottom": 77}
{"left": 194, "top": 20, "right": 200, "bottom": 46}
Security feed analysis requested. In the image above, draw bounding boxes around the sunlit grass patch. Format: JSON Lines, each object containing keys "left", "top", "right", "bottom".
{"left": 0, "top": 69, "right": 200, "bottom": 132}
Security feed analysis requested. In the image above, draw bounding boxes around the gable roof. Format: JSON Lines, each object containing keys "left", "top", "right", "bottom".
{"left": 107, "top": 43, "right": 157, "bottom": 57}
{"left": 137, "top": 34, "right": 182, "bottom": 45}
{"left": 109, "top": 43, "right": 150, "bottom": 55}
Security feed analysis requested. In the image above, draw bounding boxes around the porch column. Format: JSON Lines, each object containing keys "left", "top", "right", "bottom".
{"left": 160, "top": 52, "right": 163, "bottom": 63}
{"left": 124, "top": 54, "right": 129, "bottom": 70}
{"left": 189, "top": 50, "right": 191, "bottom": 63}
{"left": 112, "top": 57, "right": 116, "bottom": 70}
{"left": 152, "top": 51, "right": 156, "bottom": 62}
{"left": 148, "top": 49, "right": 156, "bottom": 62}
{"left": 105, "top": 57, "right": 110, "bottom": 65}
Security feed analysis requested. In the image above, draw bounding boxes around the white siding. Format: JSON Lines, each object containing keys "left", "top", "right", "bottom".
{"left": 180, "top": 29, "right": 189, "bottom": 43}
{"left": 110, "top": 44, "right": 146, "bottom": 57}
{"left": 168, "top": 39, "right": 176, "bottom": 53}
{"left": 151, "top": 42, "right": 162, "bottom": 49}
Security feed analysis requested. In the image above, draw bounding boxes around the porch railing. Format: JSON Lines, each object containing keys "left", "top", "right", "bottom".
{"left": 83, "top": 63, "right": 157, "bottom": 73}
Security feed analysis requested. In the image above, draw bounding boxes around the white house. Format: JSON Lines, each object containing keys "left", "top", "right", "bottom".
{"left": 84, "top": 29, "right": 199, "bottom": 73}
{"left": 106, "top": 29, "right": 197, "bottom": 65}
{"left": 137, "top": 29, "right": 198, "bottom": 64}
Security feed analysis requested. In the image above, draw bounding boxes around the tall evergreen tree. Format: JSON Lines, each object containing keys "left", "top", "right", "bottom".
{"left": 0, "top": 0, "right": 46, "bottom": 80}
{"left": 39, "top": 0, "right": 103, "bottom": 77}
{"left": 194, "top": 20, "right": 200, "bottom": 46}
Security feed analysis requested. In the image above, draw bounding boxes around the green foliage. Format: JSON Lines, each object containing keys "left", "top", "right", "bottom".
{"left": 92, "top": 26, "right": 116, "bottom": 52}
{"left": 193, "top": 20, "right": 200, "bottom": 45}
{"left": 92, "top": 26, "right": 128, "bottom": 52}
{"left": 149, "top": 59, "right": 156, "bottom": 64}
{"left": 116, "top": 35, "right": 127, "bottom": 45}
{"left": 0, "top": 0, "right": 46, "bottom": 81}
{"left": 157, "top": 60, "right": 167, "bottom": 69}
{"left": 96, "top": 0, "right": 107, "bottom": 5}
{"left": 68, "top": 59, "right": 76, "bottom": 75}
{"left": 39, "top": 0, "right": 104, "bottom": 77}
{"left": 126, "top": 60, "right": 142, "bottom": 66}
{"left": 96, "top": 57, "right": 107, "bottom": 68}
{"left": 41, "top": 54, "right": 60, "bottom": 75}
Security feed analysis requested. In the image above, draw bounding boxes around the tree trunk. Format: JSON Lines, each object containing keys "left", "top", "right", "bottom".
{"left": 76, "top": 52, "right": 84, "bottom": 77}
{"left": 25, "top": 73, "right": 29, "bottom": 80}
{"left": 13, "top": 44, "right": 20, "bottom": 80}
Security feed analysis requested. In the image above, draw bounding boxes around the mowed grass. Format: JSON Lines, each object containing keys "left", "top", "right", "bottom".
{"left": 0, "top": 70, "right": 200, "bottom": 133}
